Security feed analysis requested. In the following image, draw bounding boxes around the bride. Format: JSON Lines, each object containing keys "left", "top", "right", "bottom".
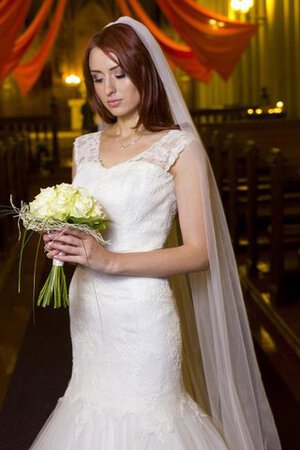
{"left": 32, "top": 17, "right": 281, "bottom": 450}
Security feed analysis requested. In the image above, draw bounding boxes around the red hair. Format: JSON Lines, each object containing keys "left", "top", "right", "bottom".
{"left": 83, "top": 23, "right": 177, "bottom": 131}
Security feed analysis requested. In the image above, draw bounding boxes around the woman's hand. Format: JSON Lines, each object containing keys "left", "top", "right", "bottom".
{"left": 43, "top": 229, "right": 112, "bottom": 273}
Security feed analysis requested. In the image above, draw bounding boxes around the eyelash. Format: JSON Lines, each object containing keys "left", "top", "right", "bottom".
{"left": 93, "top": 74, "right": 126, "bottom": 83}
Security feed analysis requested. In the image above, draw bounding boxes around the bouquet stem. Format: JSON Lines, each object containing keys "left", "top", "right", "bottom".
{"left": 37, "top": 253, "right": 69, "bottom": 308}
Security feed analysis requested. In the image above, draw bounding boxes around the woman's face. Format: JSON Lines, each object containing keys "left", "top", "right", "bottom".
{"left": 89, "top": 47, "right": 140, "bottom": 119}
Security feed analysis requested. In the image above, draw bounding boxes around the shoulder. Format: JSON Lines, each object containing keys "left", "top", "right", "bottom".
{"left": 73, "top": 131, "right": 100, "bottom": 166}
{"left": 160, "top": 129, "right": 198, "bottom": 172}
{"left": 164, "top": 129, "right": 195, "bottom": 145}
{"left": 74, "top": 131, "right": 100, "bottom": 147}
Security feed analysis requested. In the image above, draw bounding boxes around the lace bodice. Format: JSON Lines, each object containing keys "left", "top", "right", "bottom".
{"left": 73, "top": 129, "right": 194, "bottom": 252}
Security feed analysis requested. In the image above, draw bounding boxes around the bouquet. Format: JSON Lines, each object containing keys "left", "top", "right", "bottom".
{"left": 5, "top": 183, "right": 109, "bottom": 308}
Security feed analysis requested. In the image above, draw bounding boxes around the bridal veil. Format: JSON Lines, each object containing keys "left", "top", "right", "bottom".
{"left": 104, "top": 17, "right": 281, "bottom": 450}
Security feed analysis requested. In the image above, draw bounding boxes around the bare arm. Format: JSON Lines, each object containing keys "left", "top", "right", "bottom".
{"left": 107, "top": 144, "right": 208, "bottom": 277}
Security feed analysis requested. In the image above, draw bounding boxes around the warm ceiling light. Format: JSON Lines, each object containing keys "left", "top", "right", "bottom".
{"left": 276, "top": 101, "right": 284, "bottom": 108}
{"left": 208, "top": 19, "right": 226, "bottom": 28}
{"left": 231, "top": 0, "right": 254, "bottom": 13}
{"left": 64, "top": 74, "right": 81, "bottom": 85}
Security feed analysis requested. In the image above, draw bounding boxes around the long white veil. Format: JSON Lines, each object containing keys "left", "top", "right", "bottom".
{"left": 106, "top": 17, "right": 281, "bottom": 450}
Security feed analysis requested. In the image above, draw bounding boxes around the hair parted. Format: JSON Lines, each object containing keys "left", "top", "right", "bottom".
{"left": 83, "top": 23, "right": 177, "bottom": 132}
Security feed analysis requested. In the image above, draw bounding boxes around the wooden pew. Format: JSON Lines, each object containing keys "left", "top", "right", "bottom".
{"left": 0, "top": 134, "right": 28, "bottom": 251}
{"left": 191, "top": 107, "right": 287, "bottom": 125}
{"left": 268, "top": 149, "right": 300, "bottom": 303}
{"left": 202, "top": 129, "right": 223, "bottom": 192}
{"left": 245, "top": 140, "right": 259, "bottom": 276}
{"left": 0, "top": 140, "right": 10, "bottom": 251}
{"left": 245, "top": 145, "right": 300, "bottom": 304}
{"left": 197, "top": 120, "right": 300, "bottom": 166}
{"left": 205, "top": 131, "right": 252, "bottom": 249}
{"left": 204, "top": 126, "right": 300, "bottom": 305}
{"left": 0, "top": 113, "right": 59, "bottom": 168}
{"left": 202, "top": 121, "right": 300, "bottom": 256}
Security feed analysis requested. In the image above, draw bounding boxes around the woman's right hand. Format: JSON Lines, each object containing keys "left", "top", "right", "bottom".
{"left": 43, "top": 232, "right": 61, "bottom": 260}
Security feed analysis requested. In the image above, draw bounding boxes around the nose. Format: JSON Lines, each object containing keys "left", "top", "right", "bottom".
{"left": 104, "top": 78, "right": 116, "bottom": 96}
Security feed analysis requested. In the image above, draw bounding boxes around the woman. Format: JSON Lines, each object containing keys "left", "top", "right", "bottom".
{"left": 32, "top": 17, "right": 281, "bottom": 450}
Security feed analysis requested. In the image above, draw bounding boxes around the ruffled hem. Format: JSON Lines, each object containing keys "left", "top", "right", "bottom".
{"left": 30, "top": 395, "right": 228, "bottom": 450}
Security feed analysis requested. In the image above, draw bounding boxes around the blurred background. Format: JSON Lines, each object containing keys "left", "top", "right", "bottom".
{"left": 0, "top": 1, "right": 299, "bottom": 449}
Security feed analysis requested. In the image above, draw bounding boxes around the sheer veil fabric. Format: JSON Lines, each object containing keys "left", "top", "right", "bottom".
{"left": 105, "top": 17, "right": 281, "bottom": 450}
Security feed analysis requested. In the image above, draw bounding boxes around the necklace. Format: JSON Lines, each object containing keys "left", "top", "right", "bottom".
{"left": 117, "top": 129, "right": 144, "bottom": 150}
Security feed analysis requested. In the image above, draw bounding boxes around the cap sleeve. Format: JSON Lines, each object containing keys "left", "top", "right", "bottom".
{"left": 163, "top": 131, "right": 196, "bottom": 171}
{"left": 73, "top": 132, "right": 100, "bottom": 169}
{"left": 139, "top": 130, "right": 195, "bottom": 172}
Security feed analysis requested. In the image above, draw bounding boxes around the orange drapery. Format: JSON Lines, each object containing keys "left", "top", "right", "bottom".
{"left": 118, "top": 0, "right": 213, "bottom": 82}
{"left": 0, "top": 0, "right": 54, "bottom": 83}
{"left": 13, "top": 0, "right": 68, "bottom": 94}
{"left": 157, "top": 0, "right": 258, "bottom": 79}
{"left": 170, "top": 0, "right": 256, "bottom": 27}
{"left": 117, "top": 0, "right": 131, "bottom": 16}
{"left": 118, "top": 0, "right": 258, "bottom": 82}
{"left": 0, "top": 0, "right": 32, "bottom": 64}
{"left": 0, "top": 0, "right": 15, "bottom": 14}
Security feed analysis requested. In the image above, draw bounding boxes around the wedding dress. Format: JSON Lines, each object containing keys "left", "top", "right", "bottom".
{"left": 30, "top": 129, "right": 229, "bottom": 450}
{"left": 30, "top": 16, "right": 281, "bottom": 450}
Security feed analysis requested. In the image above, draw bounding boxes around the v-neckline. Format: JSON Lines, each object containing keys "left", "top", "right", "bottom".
{"left": 97, "top": 129, "right": 175, "bottom": 170}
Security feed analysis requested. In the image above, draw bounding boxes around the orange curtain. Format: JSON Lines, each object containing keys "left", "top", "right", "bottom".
{"left": 118, "top": 0, "right": 131, "bottom": 15}
{"left": 13, "top": 0, "right": 68, "bottom": 94}
{"left": 0, "top": 0, "right": 32, "bottom": 64}
{"left": 118, "top": 0, "right": 213, "bottom": 82}
{"left": 157, "top": 0, "right": 258, "bottom": 79}
{"left": 0, "top": 0, "right": 14, "bottom": 15}
{"left": 118, "top": 0, "right": 258, "bottom": 82}
{"left": 169, "top": 0, "right": 256, "bottom": 27}
{"left": 0, "top": 0, "right": 54, "bottom": 82}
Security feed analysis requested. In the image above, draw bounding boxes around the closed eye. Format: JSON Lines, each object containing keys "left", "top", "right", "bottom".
{"left": 92, "top": 73, "right": 125, "bottom": 83}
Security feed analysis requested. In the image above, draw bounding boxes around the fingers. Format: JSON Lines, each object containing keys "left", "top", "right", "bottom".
{"left": 43, "top": 232, "right": 67, "bottom": 243}
{"left": 47, "top": 242, "right": 79, "bottom": 255}
{"left": 46, "top": 249, "right": 80, "bottom": 266}
{"left": 46, "top": 249, "right": 60, "bottom": 259}
{"left": 43, "top": 230, "right": 93, "bottom": 267}
{"left": 44, "top": 234, "right": 81, "bottom": 251}
{"left": 57, "top": 228, "right": 85, "bottom": 238}
{"left": 51, "top": 253, "right": 80, "bottom": 265}
{"left": 46, "top": 234, "right": 77, "bottom": 246}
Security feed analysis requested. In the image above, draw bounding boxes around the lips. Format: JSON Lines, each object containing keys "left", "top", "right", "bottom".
{"left": 107, "top": 99, "right": 122, "bottom": 107}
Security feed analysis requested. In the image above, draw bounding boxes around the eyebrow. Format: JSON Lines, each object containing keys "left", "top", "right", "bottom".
{"left": 90, "top": 65, "right": 120, "bottom": 74}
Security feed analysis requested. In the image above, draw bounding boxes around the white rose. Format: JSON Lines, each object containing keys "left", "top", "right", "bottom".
{"left": 55, "top": 183, "right": 77, "bottom": 196}
{"left": 90, "top": 202, "right": 108, "bottom": 220}
{"left": 29, "top": 187, "right": 57, "bottom": 218}
{"left": 69, "top": 191, "right": 94, "bottom": 218}
{"left": 47, "top": 183, "right": 79, "bottom": 220}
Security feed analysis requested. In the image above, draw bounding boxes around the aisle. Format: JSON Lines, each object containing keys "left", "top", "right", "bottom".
{"left": 0, "top": 267, "right": 73, "bottom": 450}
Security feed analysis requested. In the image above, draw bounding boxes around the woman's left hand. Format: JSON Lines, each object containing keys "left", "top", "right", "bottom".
{"left": 43, "top": 229, "right": 112, "bottom": 273}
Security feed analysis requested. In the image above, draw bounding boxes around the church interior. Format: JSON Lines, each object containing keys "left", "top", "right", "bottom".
{"left": 0, "top": 1, "right": 299, "bottom": 449}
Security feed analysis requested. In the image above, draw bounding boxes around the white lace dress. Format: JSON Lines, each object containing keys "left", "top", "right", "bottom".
{"left": 30, "top": 130, "right": 228, "bottom": 450}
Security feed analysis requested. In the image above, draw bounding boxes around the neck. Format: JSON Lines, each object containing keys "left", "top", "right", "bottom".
{"left": 114, "top": 113, "right": 141, "bottom": 138}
